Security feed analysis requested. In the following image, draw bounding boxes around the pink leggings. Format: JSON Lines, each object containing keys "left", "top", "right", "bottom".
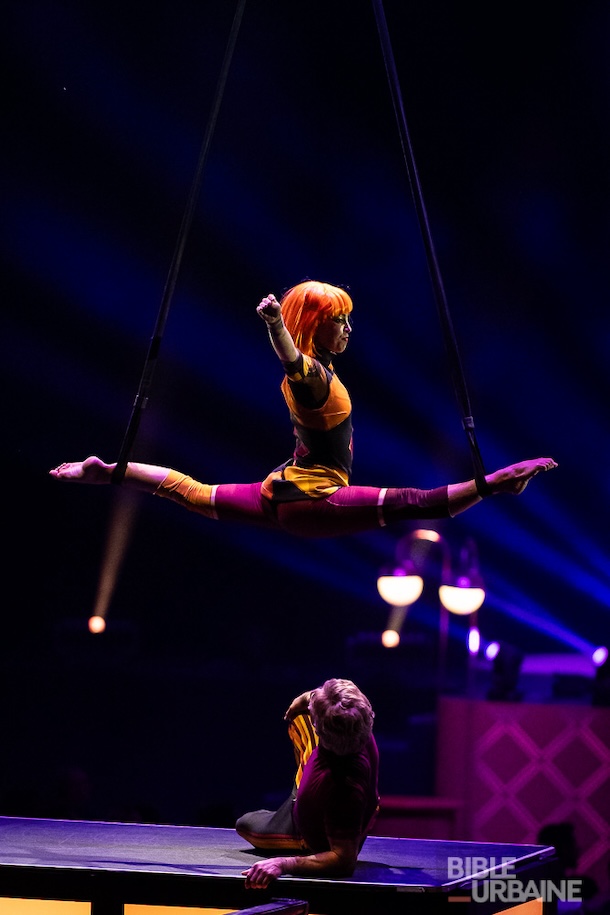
{"left": 213, "top": 482, "right": 449, "bottom": 538}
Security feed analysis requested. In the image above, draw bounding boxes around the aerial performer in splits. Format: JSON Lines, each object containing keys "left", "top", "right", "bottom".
{"left": 50, "top": 280, "right": 557, "bottom": 535}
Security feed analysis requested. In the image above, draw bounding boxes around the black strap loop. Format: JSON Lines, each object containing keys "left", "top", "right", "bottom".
{"left": 111, "top": 0, "right": 247, "bottom": 484}
{"left": 372, "top": 0, "right": 488, "bottom": 483}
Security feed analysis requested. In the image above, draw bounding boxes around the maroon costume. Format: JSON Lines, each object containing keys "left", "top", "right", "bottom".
{"left": 294, "top": 737, "right": 379, "bottom": 852}
{"left": 235, "top": 714, "right": 379, "bottom": 853}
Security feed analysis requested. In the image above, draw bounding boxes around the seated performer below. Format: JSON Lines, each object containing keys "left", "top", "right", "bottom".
{"left": 50, "top": 280, "right": 557, "bottom": 538}
{"left": 237, "top": 678, "right": 379, "bottom": 889}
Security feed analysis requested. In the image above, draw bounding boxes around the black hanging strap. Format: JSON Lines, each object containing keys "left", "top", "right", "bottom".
{"left": 111, "top": 0, "right": 247, "bottom": 484}
{"left": 372, "top": 0, "right": 490, "bottom": 495}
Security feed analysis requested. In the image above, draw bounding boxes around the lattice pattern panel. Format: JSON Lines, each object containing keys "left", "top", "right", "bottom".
{"left": 436, "top": 697, "right": 610, "bottom": 888}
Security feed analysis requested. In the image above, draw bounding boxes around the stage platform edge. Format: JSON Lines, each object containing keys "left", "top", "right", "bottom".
{"left": 0, "top": 815, "right": 560, "bottom": 915}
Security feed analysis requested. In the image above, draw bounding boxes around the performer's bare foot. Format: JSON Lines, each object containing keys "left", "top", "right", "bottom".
{"left": 485, "top": 457, "right": 557, "bottom": 496}
{"left": 49, "top": 456, "right": 114, "bottom": 484}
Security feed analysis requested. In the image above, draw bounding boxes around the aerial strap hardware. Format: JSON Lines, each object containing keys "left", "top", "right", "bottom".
{"left": 111, "top": 0, "right": 247, "bottom": 484}
{"left": 372, "top": 0, "right": 489, "bottom": 494}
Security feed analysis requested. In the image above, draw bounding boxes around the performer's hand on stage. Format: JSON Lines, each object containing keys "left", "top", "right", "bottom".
{"left": 49, "top": 456, "right": 113, "bottom": 484}
{"left": 242, "top": 857, "right": 285, "bottom": 889}
{"left": 284, "top": 690, "right": 314, "bottom": 722}
{"left": 257, "top": 293, "right": 282, "bottom": 324}
{"left": 485, "top": 457, "right": 558, "bottom": 496}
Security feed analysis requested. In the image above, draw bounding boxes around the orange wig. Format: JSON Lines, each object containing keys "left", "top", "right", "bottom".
{"left": 280, "top": 281, "right": 353, "bottom": 357}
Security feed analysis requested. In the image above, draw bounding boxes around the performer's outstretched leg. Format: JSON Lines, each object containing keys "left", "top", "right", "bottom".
{"left": 273, "top": 458, "right": 557, "bottom": 537}
{"left": 274, "top": 484, "right": 449, "bottom": 537}
{"left": 50, "top": 457, "right": 557, "bottom": 537}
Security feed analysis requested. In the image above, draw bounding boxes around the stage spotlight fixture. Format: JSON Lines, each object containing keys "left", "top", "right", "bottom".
{"left": 486, "top": 642, "right": 524, "bottom": 702}
{"left": 380, "top": 604, "right": 409, "bottom": 648}
{"left": 377, "top": 562, "right": 422, "bottom": 647}
{"left": 439, "top": 583, "right": 485, "bottom": 614}
{"left": 376, "top": 566, "right": 424, "bottom": 607}
{"left": 378, "top": 530, "right": 487, "bottom": 691}
{"left": 438, "top": 539, "right": 485, "bottom": 615}
{"left": 382, "top": 530, "right": 485, "bottom": 614}
{"left": 485, "top": 641, "right": 500, "bottom": 661}
{"left": 88, "top": 615, "right": 106, "bottom": 634}
{"left": 468, "top": 626, "right": 481, "bottom": 655}
{"left": 381, "top": 628, "right": 401, "bottom": 648}
{"left": 397, "top": 529, "right": 486, "bottom": 614}
{"left": 592, "top": 646, "right": 608, "bottom": 666}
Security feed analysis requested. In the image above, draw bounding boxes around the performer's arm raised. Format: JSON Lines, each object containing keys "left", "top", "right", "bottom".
{"left": 257, "top": 293, "right": 299, "bottom": 364}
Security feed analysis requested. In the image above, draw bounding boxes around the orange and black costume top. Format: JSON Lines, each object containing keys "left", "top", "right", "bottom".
{"left": 261, "top": 352, "right": 353, "bottom": 503}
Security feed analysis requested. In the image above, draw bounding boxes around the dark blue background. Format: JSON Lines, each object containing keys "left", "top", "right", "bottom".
{"left": 2, "top": 1, "right": 608, "bottom": 825}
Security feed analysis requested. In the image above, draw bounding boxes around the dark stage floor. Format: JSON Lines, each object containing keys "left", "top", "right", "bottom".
{"left": 0, "top": 816, "right": 558, "bottom": 914}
